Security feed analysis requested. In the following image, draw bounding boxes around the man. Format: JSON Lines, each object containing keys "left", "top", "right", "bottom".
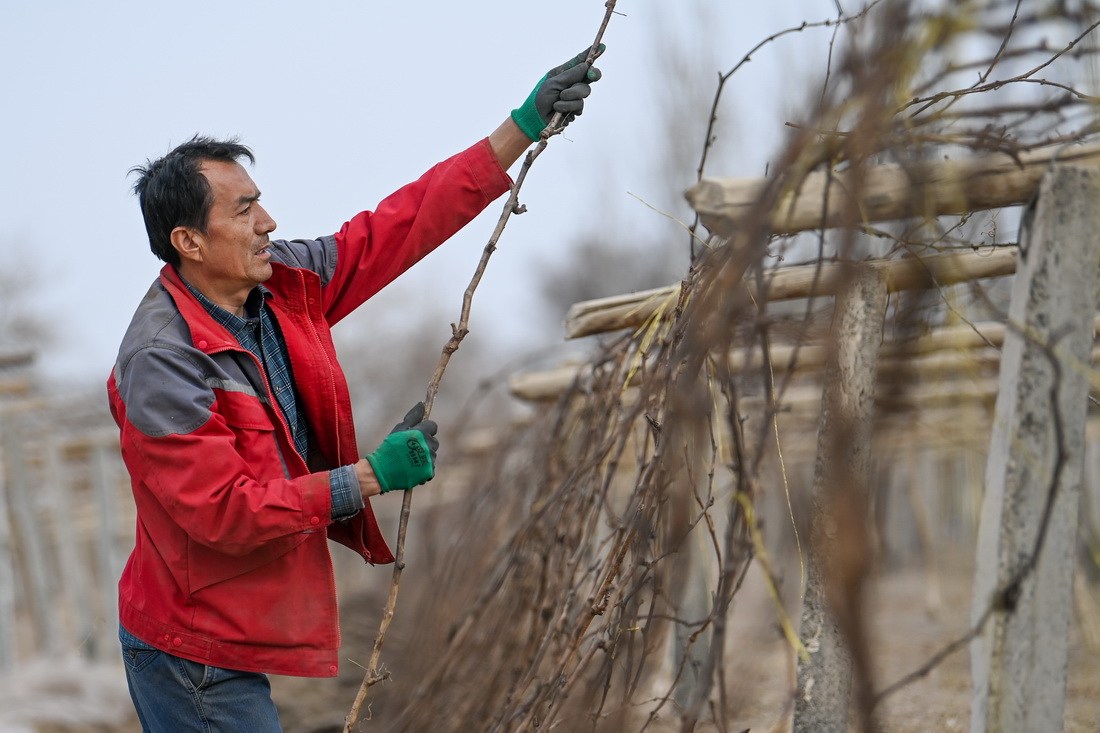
{"left": 108, "top": 47, "right": 602, "bottom": 731}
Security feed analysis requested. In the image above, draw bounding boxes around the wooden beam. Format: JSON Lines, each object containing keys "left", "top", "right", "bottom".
{"left": 564, "top": 284, "right": 684, "bottom": 342}
{"left": 511, "top": 362, "right": 1005, "bottom": 411}
{"left": 565, "top": 145, "right": 1099, "bottom": 342}
{"left": 515, "top": 316, "right": 1100, "bottom": 404}
{"left": 0, "top": 380, "right": 30, "bottom": 396}
{"left": 510, "top": 346, "right": 1000, "bottom": 403}
{"left": 565, "top": 246, "right": 1018, "bottom": 339}
{"left": 0, "top": 352, "right": 34, "bottom": 369}
{"left": 685, "top": 143, "right": 1100, "bottom": 239}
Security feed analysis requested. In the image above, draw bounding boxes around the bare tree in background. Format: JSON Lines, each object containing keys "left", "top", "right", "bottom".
{"left": 333, "top": 289, "right": 510, "bottom": 440}
{"left": 0, "top": 255, "right": 54, "bottom": 370}
{"left": 535, "top": 234, "right": 682, "bottom": 329}
{"left": 534, "top": 0, "right": 725, "bottom": 334}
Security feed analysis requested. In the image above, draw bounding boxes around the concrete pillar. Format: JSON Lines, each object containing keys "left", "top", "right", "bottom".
{"left": 970, "top": 165, "right": 1100, "bottom": 733}
{"left": 795, "top": 267, "right": 887, "bottom": 733}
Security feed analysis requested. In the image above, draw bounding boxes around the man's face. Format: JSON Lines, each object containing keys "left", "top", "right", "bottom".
{"left": 187, "top": 159, "right": 277, "bottom": 302}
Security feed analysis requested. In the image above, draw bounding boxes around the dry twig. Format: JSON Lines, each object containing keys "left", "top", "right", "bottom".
{"left": 344, "top": 3, "right": 1100, "bottom": 730}
{"left": 343, "top": 4, "right": 621, "bottom": 729}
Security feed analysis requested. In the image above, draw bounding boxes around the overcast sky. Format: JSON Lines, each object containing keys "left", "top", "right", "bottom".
{"left": 1, "top": 0, "right": 842, "bottom": 387}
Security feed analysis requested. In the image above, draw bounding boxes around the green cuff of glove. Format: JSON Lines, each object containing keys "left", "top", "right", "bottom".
{"left": 366, "top": 430, "right": 435, "bottom": 493}
{"left": 511, "top": 73, "right": 549, "bottom": 141}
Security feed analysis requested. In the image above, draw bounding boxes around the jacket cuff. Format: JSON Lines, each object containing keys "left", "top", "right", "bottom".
{"left": 329, "top": 465, "right": 365, "bottom": 521}
{"left": 468, "top": 137, "right": 515, "bottom": 200}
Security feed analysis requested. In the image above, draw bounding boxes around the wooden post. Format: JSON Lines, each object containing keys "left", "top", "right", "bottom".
{"left": 970, "top": 165, "right": 1100, "bottom": 732}
{"left": 1080, "top": 433, "right": 1100, "bottom": 651}
{"left": 907, "top": 449, "right": 944, "bottom": 617}
{"left": 42, "top": 437, "right": 96, "bottom": 655}
{"left": 0, "top": 420, "right": 17, "bottom": 670}
{"left": 878, "top": 455, "right": 917, "bottom": 567}
{"left": 91, "top": 441, "right": 122, "bottom": 659}
{"left": 795, "top": 267, "right": 888, "bottom": 732}
{"left": 3, "top": 419, "right": 63, "bottom": 656}
{"left": 1085, "top": 435, "right": 1100, "bottom": 544}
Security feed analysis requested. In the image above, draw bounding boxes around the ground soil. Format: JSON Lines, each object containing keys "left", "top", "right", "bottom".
{"left": 713, "top": 559, "right": 1100, "bottom": 733}
{"left": 5, "top": 560, "right": 1097, "bottom": 732}
{"left": 264, "top": 557, "right": 1100, "bottom": 732}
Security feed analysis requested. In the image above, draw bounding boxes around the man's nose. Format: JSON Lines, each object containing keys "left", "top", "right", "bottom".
{"left": 256, "top": 204, "right": 277, "bottom": 235}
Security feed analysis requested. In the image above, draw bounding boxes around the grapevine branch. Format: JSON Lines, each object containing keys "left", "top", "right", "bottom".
{"left": 339, "top": 3, "right": 1100, "bottom": 731}
{"left": 343, "top": 4, "right": 619, "bottom": 729}
{"left": 686, "top": 0, "right": 884, "bottom": 259}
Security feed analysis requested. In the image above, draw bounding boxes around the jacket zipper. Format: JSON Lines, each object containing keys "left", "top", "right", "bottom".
{"left": 212, "top": 338, "right": 341, "bottom": 657}
{"left": 295, "top": 272, "right": 343, "bottom": 653}
{"left": 299, "top": 272, "right": 343, "bottom": 466}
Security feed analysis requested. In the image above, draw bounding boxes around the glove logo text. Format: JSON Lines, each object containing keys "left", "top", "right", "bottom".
{"left": 406, "top": 438, "right": 428, "bottom": 467}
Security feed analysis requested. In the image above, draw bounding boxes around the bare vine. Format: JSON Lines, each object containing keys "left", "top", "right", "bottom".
{"left": 341, "top": 2, "right": 1100, "bottom": 731}
{"left": 343, "top": 3, "right": 621, "bottom": 729}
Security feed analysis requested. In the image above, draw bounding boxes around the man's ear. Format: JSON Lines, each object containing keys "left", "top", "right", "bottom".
{"left": 170, "top": 226, "right": 204, "bottom": 264}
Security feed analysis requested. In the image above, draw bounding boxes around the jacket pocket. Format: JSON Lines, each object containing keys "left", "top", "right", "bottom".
{"left": 186, "top": 389, "right": 308, "bottom": 594}
{"left": 188, "top": 533, "right": 310, "bottom": 595}
{"left": 214, "top": 389, "right": 293, "bottom": 483}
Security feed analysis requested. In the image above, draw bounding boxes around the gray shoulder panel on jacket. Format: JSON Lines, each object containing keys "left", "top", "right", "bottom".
{"left": 269, "top": 236, "right": 338, "bottom": 286}
{"left": 113, "top": 283, "right": 215, "bottom": 437}
{"left": 117, "top": 344, "right": 215, "bottom": 437}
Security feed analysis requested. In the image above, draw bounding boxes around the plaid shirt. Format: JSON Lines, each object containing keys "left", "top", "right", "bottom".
{"left": 183, "top": 280, "right": 362, "bottom": 520}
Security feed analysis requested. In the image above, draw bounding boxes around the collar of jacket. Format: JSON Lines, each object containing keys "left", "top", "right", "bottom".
{"left": 158, "top": 263, "right": 319, "bottom": 352}
{"left": 160, "top": 265, "right": 254, "bottom": 353}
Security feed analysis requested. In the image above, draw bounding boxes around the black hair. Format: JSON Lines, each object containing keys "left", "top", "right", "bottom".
{"left": 130, "top": 135, "right": 255, "bottom": 266}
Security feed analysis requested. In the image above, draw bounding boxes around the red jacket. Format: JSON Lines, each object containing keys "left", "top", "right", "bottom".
{"left": 107, "top": 139, "right": 510, "bottom": 677}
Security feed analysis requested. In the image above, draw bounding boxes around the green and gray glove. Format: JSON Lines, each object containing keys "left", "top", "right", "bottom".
{"left": 365, "top": 402, "right": 439, "bottom": 493}
{"left": 511, "top": 44, "right": 605, "bottom": 141}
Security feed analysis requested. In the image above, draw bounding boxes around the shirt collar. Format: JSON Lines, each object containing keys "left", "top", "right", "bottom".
{"left": 180, "top": 277, "right": 271, "bottom": 326}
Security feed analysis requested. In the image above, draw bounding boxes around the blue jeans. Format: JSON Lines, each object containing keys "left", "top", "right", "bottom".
{"left": 119, "top": 625, "right": 283, "bottom": 732}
